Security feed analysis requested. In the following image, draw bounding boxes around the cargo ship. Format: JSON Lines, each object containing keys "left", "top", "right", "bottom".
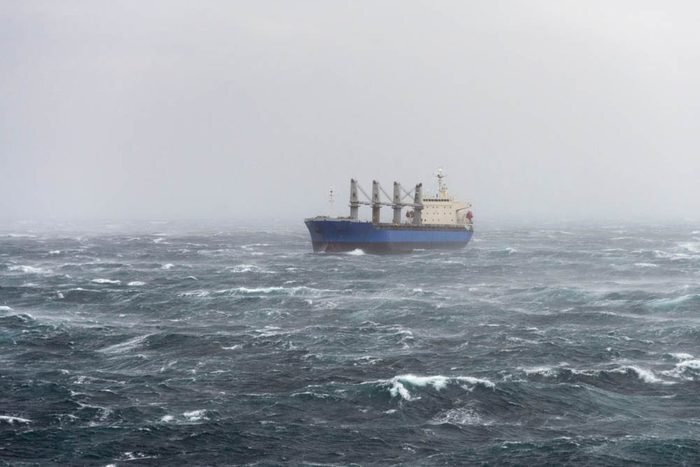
{"left": 305, "top": 171, "right": 473, "bottom": 253}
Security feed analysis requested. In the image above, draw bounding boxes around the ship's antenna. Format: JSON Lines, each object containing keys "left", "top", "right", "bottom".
{"left": 328, "top": 186, "right": 335, "bottom": 217}
{"left": 436, "top": 168, "right": 448, "bottom": 198}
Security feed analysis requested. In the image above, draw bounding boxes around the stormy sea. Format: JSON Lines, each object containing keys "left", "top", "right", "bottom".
{"left": 1, "top": 222, "right": 699, "bottom": 465}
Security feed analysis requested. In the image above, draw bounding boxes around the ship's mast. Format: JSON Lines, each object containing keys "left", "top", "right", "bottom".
{"left": 436, "top": 168, "right": 448, "bottom": 198}
{"left": 328, "top": 187, "right": 335, "bottom": 217}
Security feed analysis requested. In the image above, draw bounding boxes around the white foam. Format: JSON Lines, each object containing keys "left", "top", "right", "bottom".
{"left": 0, "top": 306, "right": 13, "bottom": 312}
{"left": 385, "top": 374, "right": 495, "bottom": 401}
{"left": 241, "top": 243, "right": 270, "bottom": 250}
{"left": 676, "top": 359, "right": 700, "bottom": 370}
{"left": 678, "top": 241, "right": 700, "bottom": 253}
{"left": 1, "top": 233, "right": 36, "bottom": 238}
{"left": 670, "top": 353, "right": 694, "bottom": 361}
{"left": 221, "top": 344, "right": 242, "bottom": 350}
{"left": 8, "top": 265, "right": 50, "bottom": 274}
{"left": 220, "top": 286, "right": 326, "bottom": 297}
{"left": 231, "top": 264, "right": 256, "bottom": 273}
{"left": 346, "top": 249, "right": 365, "bottom": 256}
{"left": 161, "top": 263, "right": 174, "bottom": 270}
{"left": 634, "top": 262, "right": 658, "bottom": 268}
{"left": 616, "top": 366, "right": 667, "bottom": 384}
{"left": 229, "top": 264, "right": 274, "bottom": 274}
{"left": 183, "top": 409, "right": 207, "bottom": 422}
{"left": 521, "top": 366, "right": 558, "bottom": 377}
{"left": 127, "top": 281, "right": 146, "bottom": 286}
{"left": 48, "top": 250, "right": 61, "bottom": 255}
{"left": 430, "top": 407, "right": 485, "bottom": 426}
{"left": 91, "top": 278, "right": 121, "bottom": 285}
{"left": 650, "top": 294, "right": 699, "bottom": 308}
{"left": 98, "top": 334, "right": 150, "bottom": 354}
{"left": 179, "top": 289, "right": 210, "bottom": 297}
{"left": 160, "top": 415, "right": 174, "bottom": 422}
{"left": 0, "top": 415, "right": 31, "bottom": 424}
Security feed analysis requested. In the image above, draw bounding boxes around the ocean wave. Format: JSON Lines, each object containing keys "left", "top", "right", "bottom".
{"left": 677, "top": 241, "right": 700, "bottom": 253}
{"left": 633, "top": 262, "right": 658, "bottom": 268}
{"left": 345, "top": 249, "right": 366, "bottom": 256}
{"left": 1, "top": 233, "right": 37, "bottom": 238}
{"left": 159, "top": 410, "right": 208, "bottom": 424}
{"left": 228, "top": 264, "right": 274, "bottom": 274}
{"left": 98, "top": 334, "right": 151, "bottom": 354}
{"left": 216, "top": 286, "right": 330, "bottom": 297}
{"left": 178, "top": 289, "right": 210, "bottom": 297}
{"left": 0, "top": 415, "right": 31, "bottom": 424}
{"left": 611, "top": 366, "right": 668, "bottom": 384}
{"left": 669, "top": 352, "right": 694, "bottom": 361}
{"left": 8, "top": 265, "right": 52, "bottom": 274}
{"left": 91, "top": 278, "right": 121, "bottom": 285}
{"left": 522, "top": 364, "right": 673, "bottom": 385}
{"left": 183, "top": 409, "right": 207, "bottom": 422}
{"left": 649, "top": 294, "right": 700, "bottom": 309}
{"left": 374, "top": 374, "right": 495, "bottom": 401}
{"left": 430, "top": 407, "right": 488, "bottom": 426}
{"left": 662, "top": 359, "right": 700, "bottom": 380}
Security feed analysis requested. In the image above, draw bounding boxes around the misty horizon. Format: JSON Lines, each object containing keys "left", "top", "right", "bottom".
{"left": 2, "top": 1, "right": 699, "bottom": 225}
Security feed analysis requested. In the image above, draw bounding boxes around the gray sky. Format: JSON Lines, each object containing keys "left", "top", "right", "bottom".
{"left": 2, "top": 1, "right": 699, "bottom": 224}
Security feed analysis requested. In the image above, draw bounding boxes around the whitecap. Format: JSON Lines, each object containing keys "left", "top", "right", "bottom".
{"left": 221, "top": 344, "right": 242, "bottom": 350}
{"left": 521, "top": 366, "right": 558, "bottom": 377}
{"left": 634, "top": 262, "right": 658, "bottom": 268}
{"left": 677, "top": 242, "right": 700, "bottom": 253}
{"left": 345, "top": 249, "right": 365, "bottom": 256}
{"left": 183, "top": 409, "right": 207, "bottom": 422}
{"left": 0, "top": 305, "right": 13, "bottom": 312}
{"left": 2, "top": 233, "right": 36, "bottom": 238}
{"left": 161, "top": 263, "right": 174, "bottom": 270}
{"left": 91, "top": 278, "right": 121, "bottom": 285}
{"left": 0, "top": 415, "right": 31, "bottom": 424}
{"left": 160, "top": 415, "right": 174, "bottom": 422}
{"left": 614, "top": 366, "right": 669, "bottom": 384}
{"left": 676, "top": 359, "right": 700, "bottom": 371}
{"left": 650, "top": 294, "right": 699, "bottom": 308}
{"left": 219, "top": 286, "right": 326, "bottom": 297}
{"left": 670, "top": 353, "right": 694, "bottom": 361}
{"left": 98, "top": 334, "right": 150, "bottom": 354}
{"left": 662, "top": 359, "right": 700, "bottom": 380}
{"left": 8, "top": 265, "right": 51, "bottom": 274}
{"left": 383, "top": 374, "right": 495, "bottom": 401}
{"left": 430, "top": 407, "right": 486, "bottom": 426}
{"left": 127, "top": 281, "right": 146, "bottom": 286}
{"left": 179, "top": 289, "right": 210, "bottom": 298}
{"left": 230, "top": 264, "right": 257, "bottom": 273}
{"left": 48, "top": 250, "right": 61, "bottom": 255}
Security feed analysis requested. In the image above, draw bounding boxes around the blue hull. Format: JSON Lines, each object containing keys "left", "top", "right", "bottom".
{"left": 304, "top": 218, "right": 473, "bottom": 253}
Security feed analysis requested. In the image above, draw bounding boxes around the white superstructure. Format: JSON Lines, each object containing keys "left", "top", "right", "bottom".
{"left": 420, "top": 170, "right": 472, "bottom": 226}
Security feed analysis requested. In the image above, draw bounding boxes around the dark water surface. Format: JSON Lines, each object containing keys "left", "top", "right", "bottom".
{"left": 1, "top": 223, "right": 699, "bottom": 465}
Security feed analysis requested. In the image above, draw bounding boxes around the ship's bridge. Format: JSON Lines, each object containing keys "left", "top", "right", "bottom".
{"left": 420, "top": 170, "right": 471, "bottom": 226}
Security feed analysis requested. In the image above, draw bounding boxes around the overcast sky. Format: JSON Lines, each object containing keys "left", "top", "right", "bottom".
{"left": 1, "top": 1, "right": 699, "bottom": 225}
